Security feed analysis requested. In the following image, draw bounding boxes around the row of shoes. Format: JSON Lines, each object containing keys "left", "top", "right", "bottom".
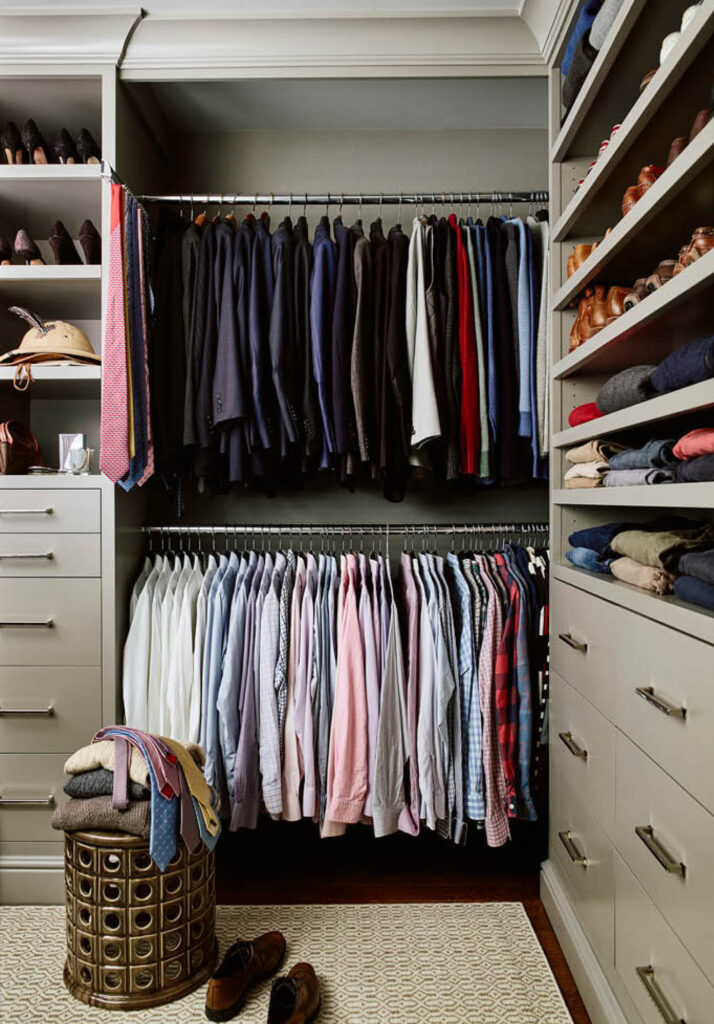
{"left": 569, "top": 225, "right": 714, "bottom": 352}
{"left": 1, "top": 119, "right": 100, "bottom": 166}
{"left": 0, "top": 221, "right": 101, "bottom": 267}
{"left": 205, "top": 931, "right": 320, "bottom": 1023}
{"left": 641, "top": 3, "right": 703, "bottom": 93}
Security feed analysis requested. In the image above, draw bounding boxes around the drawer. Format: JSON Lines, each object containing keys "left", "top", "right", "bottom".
{"left": 615, "top": 855, "right": 714, "bottom": 1024}
{"left": 550, "top": 580, "right": 615, "bottom": 719}
{"left": 614, "top": 618, "right": 714, "bottom": 816}
{"left": 550, "top": 670, "right": 615, "bottom": 834}
{"left": 0, "top": 579, "right": 101, "bottom": 665}
{"left": 0, "top": 667, "right": 101, "bottom": 752}
{"left": 550, "top": 765, "right": 614, "bottom": 968}
{"left": 0, "top": 490, "right": 100, "bottom": 533}
{"left": 615, "top": 732, "right": 714, "bottom": 980}
{"left": 0, "top": 533, "right": 101, "bottom": 577}
{"left": 0, "top": 753, "right": 67, "bottom": 842}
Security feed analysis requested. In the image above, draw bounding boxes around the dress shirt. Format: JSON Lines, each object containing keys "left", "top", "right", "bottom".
{"left": 412, "top": 556, "right": 439, "bottom": 829}
{"left": 282, "top": 555, "right": 306, "bottom": 820}
{"left": 296, "top": 553, "right": 318, "bottom": 818}
{"left": 406, "top": 216, "right": 441, "bottom": 450}
{"left": 397, "top": 553, "right": 420, "bottom": 836}
{"left": 373, "top": 562, "right": 408, "bottom": 837}
{"left": 201, "top": 553, "right": 235, "bottom": 798}
{"left": 147, "top": 556, "right": 172, "bottom": 733}
{"left": 123, "top": 555, "right": 162, "bottom": 730}
{"left": 167, "top": 554, "right": 204, "bottom": 742}
{"left": 259, "top": 551, "right": 287, "bottom": 817}
{"left": 358, "top": 554, "right": 380, "bottom": 818}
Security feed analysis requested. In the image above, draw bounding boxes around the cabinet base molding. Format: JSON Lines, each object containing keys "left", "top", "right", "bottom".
{"left": 541, "top": 859, "right": 630, "bottom": 1024}
{"left": 0, "top": 854, "right": 64, "bottom": 905}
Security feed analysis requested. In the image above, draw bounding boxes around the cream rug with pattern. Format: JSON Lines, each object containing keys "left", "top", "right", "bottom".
{"left": 0, "top": 903, "right": 573, "bottom": 1023}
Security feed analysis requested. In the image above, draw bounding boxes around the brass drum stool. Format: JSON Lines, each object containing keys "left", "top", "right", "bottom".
{"left": 63, "top": 830, "right": 218, "bottom": 1009}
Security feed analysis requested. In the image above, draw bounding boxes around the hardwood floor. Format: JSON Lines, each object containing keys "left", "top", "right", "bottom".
{"left": 216, "top": 820, "right": 591, "bottom": 1024}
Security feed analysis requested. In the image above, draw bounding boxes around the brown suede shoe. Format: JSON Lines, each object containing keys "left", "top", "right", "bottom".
{"left": 267, "top": 963, "right": 321, "bottom": 1024}
{"left": 206, "top": 932, "right": 287, "bottom": 1022}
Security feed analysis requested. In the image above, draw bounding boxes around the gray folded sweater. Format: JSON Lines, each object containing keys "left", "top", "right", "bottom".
{"left": 596, "top": 365, "right": 657, "bottom": 414}
{"left": 64, "top": 768, "right": 149, "bottom": 801}
{"left": 590, "top": 0, "right": 625, "bottom": 50}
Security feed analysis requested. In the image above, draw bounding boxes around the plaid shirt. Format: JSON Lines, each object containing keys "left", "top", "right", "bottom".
{"left": 494, "top": 554, "right": 520, "bottom": 818}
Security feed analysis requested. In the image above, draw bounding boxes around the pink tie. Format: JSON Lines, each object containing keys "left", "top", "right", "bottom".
{"left": 100, "top": 183, "right": 130, "bottom": 483}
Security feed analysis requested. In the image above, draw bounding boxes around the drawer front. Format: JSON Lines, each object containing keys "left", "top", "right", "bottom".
{"left": 615, "top": 855, "right": 714, "bottom": 1024}
{"left": 614, "top": 618, "right": 714, "bottom": 815}
{"left": 550, "top": 580, "right": 615, "bottom": 719}
{"left": 550, "top": 765, "right": 614, "bottom": 968}
{"left": 0, "top": 490, "right": 100, "bottom": 533}
{"left": 0, "top": 667, "right": 101, "bottom": 753}
{"left": 615, "top": 733, "right": 714, "bottom": 980}
{"left": 0, "top": 579, "right": 101, "bottom": 665}
{"left": 0, "top": 753, "right": 67, "bottom": 842}
{"left": 0, "top": 533, "right": 101, "bottom": 578}
{"left": 550, "top": 669, "right": 615, "bottom": 834}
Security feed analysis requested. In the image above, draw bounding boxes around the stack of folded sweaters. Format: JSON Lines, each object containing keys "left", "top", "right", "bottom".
{"left": 566, "top": 518, "right": 714, "bottom": 607}
{"left": 52, "top": 726, "right": 221, "bottom": 870}
{"left": 569, "top": 334, "right": 714, "bottom": 428}
{"left": 565, "top": 428, "right": 714, "bottom": 488}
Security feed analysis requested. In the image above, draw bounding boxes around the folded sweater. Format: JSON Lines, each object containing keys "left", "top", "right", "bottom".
{"left": 564, "top": 459, "right": 609, "bottom": 480}
{"left": 566, "top": 438, "right": 628, "bottom": 464}
{"left": 673, "top": 428, "right": 714, "bottom": 460}
{"left": 64, "top": 768, "right": 149, "bottom": 801}
{"left": 611, "top": 524, "right": 714, "bottom": 571}
{"left": 52, "top": 796, "right": 151, "bottom": 838}
{"left": 610, "top": 557, "right": 675, "bottom": 595}
{"left": 596, "top": 365, "right": 657, "bottom": 414}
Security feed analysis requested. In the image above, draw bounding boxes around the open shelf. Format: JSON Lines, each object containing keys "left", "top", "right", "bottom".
{"left": 553, "top": 482, "right": 714, "bottom": 507}
{"left": 0, "top": 364, "right": 100, "bottom": 399}
{"left": 0, "top": 165, "right": 102, "bottom": 240}
{"left": 553, "top": 250, "right": 714, "bottom": 377}
{"left": 0, "top": 265, "right": 101, "bottom": 320}
{"left": 553, "top": 117, "right": 714, "bottom": 310}
{"left": 553, "top": 560, "right": 714, "bottom": 645}
{"left": 553, "top": 4, "right": 714, "bottom": 242}
{"left": 554, "top": 379, "right": 714, "bottom": 448}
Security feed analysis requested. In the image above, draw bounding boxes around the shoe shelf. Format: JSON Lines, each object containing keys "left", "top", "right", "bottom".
{"left": 553, "top": 481, "right": 714, "bottom": 507}
{"left": 553, "top": 561, "right": 714, "bottom": 645}
{"left": 0, "top": 265, "right": 101, "bottom": 321}
{"left": 553, "top": 4, "right": 714, "bottom": 243}
{"left": 0, "top": 165, "right": 102, "bottom": 241}
{"left": 553, "top": 117, "right": 714, "bottom": 311}
{"left": 553, "top": 249, "right": 714, "bottom": 378}
{"left": 0, "top": 364, "right": 100, "bottom": 399}
{"left": 553, "top": 379, "right": 714, "bottom": 449}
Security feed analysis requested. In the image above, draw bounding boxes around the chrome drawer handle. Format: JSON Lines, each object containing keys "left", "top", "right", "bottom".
{"left": 0, "top": 507, "right": 53, "bottom": 515}
{"left": 0, "top": 551, "right": 53, "bottom": 560}
{"left": 558, "top": 633, "right": 588, "bottom": 653}
{"left": 0, "top": 795, "right": 55, "bottom": 807}
{"left": 558, "top": 830, "right": 588, "bottom": 867}
{"left": 0, "top": 618, "right": 53, "bottom": 628}
{"left": 635, "top": 825, "right": 686, "bottom": 877}
{"left": 558, "top": 731, "right": 587, "bottom": 759}
{"left": 0, "top": 705, "right": 54, "bottom": 716}
{"left": 636, "top": 966, "right": 686, "bottom": 1024}
{"left": 635, "top": 687, "right": 686, "bottom": 720}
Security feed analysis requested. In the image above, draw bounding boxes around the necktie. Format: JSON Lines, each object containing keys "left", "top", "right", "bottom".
{"left": 100, "top": 183, "right": 130, "bottom": 483}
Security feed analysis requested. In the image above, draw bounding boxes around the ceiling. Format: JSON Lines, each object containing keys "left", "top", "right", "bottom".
{"left": 11, "top": 0, "right": 523, "bottom": 12}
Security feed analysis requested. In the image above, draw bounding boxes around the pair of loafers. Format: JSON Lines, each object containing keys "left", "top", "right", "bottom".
{"left": 569, "top": 284, "right": 630, "bottom": 351}
{"left": 206, "top": 932, "right": 321, "bottom": 1024}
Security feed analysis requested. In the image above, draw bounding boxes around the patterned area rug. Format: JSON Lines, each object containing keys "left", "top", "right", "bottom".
{"left": 0, "top": 902, "right": 573, "bottom": 1023}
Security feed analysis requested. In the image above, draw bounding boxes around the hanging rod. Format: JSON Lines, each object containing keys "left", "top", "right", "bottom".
{"left": 135, "top": 190, "right": 549, "bottom": 207}
{"left": 142, "top": 522, "right": 548, "bottom": 536}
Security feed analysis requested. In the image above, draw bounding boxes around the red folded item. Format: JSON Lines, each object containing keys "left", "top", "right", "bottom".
{"left": 568, "top": 402, "right": 603, "bottom": 428}
{"left": 673, "top": 428, "right": 714, "bottom": 460}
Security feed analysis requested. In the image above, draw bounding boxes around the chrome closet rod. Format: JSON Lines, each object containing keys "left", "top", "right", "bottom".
{"left": 141, "top": 523, "right": 548, "bottom": 536}
{"left": 135, "top": 190, "right": 549, "bottom": 206}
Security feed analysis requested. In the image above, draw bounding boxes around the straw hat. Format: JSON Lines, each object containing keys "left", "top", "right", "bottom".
{"left": 0, "top": 306, "right": 101, "bottom": 365}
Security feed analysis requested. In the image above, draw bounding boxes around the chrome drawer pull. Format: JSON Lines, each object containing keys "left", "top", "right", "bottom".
{"left": 0, "top": 507, "right": 53, "bottom": 515}
{"left": 558, "top": 633, "right": 588, "bottom": 653}
{"left": 0, "top": 705, "right": 54, "bottom": 716}
{"left": 0, "top": 618, "right": 53, "bottom": 628}
{"left": 0, "top": 795, "right": 55, "bottom": 807}
{"left": 558, "top": 731, "right": 587, "bottom": 759}
{"left": 635, "top": 825, "right": 686, "bottom": 877}
{"left": 636, "top": 966, "right": 686, "bottom": 1024}
{"left": 558, "top": 830, "right": 588, "bottom": 867}
{"left": 635, "top": 686, "right": 686, "bottom": 720}
{"left": 0, "top": 551, "right": 53, "bottom": 560}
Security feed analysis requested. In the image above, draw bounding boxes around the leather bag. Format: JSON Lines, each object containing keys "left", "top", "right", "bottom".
{"left": 0, "top": 420, "right": 40, "bottom": 474}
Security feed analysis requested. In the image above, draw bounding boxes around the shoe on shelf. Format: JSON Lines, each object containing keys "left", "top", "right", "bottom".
{"left": 21, "top": 119, "right": 52, "bottom": 164}
{"left": 566, "top": 242, "right": 595, "bottom": 278}
{"left": 680, "top": 226, "right": 714, "bottom": 267}
{"left": 78, "top": 219, "right": 101, "bottom": 265}
{"left": 645, "top": 259, "right": 677, "bottom": 292}
{"left": 267, "top": 963, "right": 321, "bottom": 1024}
{"left": 76, "top": 128, "right": 101, "bottom": 165}
{"left": 205, "top": 931, "right": 286, "bottom": 1023}
{"left": 54, "top": 128, "right": 79, "bottom": 165}
{"left": 623, "top": 278, "right": 649, "bottom": 310}
{"left": 48, "top": 221, "right": 82, "bottom": 265}
{"left": 688, "top": 108, "right": 711, "bottom": 143}
{"left": 1, "top": 121, "right": 23, "bottom": 165}
{"left": 666, "top": 136, "right": 687, "bottom": 166}
{"left": 569, "top": 288, "right": 592, "bottom": 351}
{"left": 13, "top": 229, "right": 45, "bottom": 265}
{"left": 621, "top": 184, "right": 639, "bottom": 216}
{"left": 637, "top": 164, "right": 665, "bottom": 188}
{"left": 604, "top": 285, "right": 630, "bottom": 323}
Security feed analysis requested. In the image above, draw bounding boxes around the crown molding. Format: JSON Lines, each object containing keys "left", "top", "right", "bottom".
{"left": 0, "top": 7, "right": 143, "bottom": 64}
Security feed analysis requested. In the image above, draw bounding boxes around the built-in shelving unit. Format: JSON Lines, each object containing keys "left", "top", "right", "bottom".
{"left": 553, "top": 482, "right": 714, "bottom": 507}
{"left": 0, "top": 364, "right": 101, "bottom": 399}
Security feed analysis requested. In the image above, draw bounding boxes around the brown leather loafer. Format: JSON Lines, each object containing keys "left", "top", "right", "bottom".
{"left": 667, "top": 136, "right": 687, "bottom": 166}
{"left": 621, "top": 184, "right": 639, "bottom": 216}
{"left": 267, "top": 963, "right": 321, "bottom": 1024}
{"left": 206, "top": 931, "right": 287, "bottom": 1022}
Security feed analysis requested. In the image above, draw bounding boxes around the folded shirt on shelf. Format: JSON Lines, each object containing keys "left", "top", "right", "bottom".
{"left": 566, "top": 438, "right": 628, "bottom": 464}
{"left": 673, "top": 574, "right": 714, "bottom": 611}
{"left": 568, "top": 402, "right": 603, "bottom": 428}
{"left": 596, "top": 364, "right": 657, "bottom": 415}
{"left": 673, "top": 428, "right": 714, "bottom": 460}
{"left": 609, "top": 438, "right": 677, "bottom": 470}
{"left": 568, "top": 517, "right": 702, "bottom": 557}
{"left": 564, "top": 459, "right": 609, "bottom": 480}
{"left": 51, "top": 795, "right": 151, "bottom": 838}
{"left": 562, "top": 0, "right": 602, "bottom": 75}
{"left": 603, "top": 468, "right": 674, "bottom": 486}
{"left": 64, "top": 768, "right": 150, "bottom": 801}
{"left": 565, "top": 547, "right": 614, "bottom": 573}
{"left": 565, "top": 476, "right": 604, "bottom": 488}
{"left": 678, "top": 549, "right": 714, "bottom": 586}
{"left": 610, "top": 556, "right": 676, "bottom": 595}
{"left": 650, "top": 335, "right": 714, "bottom": 395}
{"left": 611, "top": 523, "right": 714, "bottom": 571}
{"left": 673, "top": 453, "right": 714, "bottom": 483}
{"left": 563, "top": 29, "right": 599, "bottom": 112}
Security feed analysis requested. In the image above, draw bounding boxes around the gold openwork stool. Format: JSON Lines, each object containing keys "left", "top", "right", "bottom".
{"left": 63, "top": 830, "right": 218, "bottom": 1010}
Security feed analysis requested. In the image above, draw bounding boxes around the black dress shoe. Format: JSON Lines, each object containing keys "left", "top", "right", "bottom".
{"left": 76, "top": 128, "right": 101, "bottom": 165}
{"left": 54, "top": 128, "right": 78, "bottom": 165}
{"left": 49, "top": 221, "right": 82, "bottom": 265}
{"left": 21, "top": 119, "right": 52, "bottom": 164}
{"left": 78, "top": 219, "right": 101, "bottom": 265}
{"left": 14, "top": 229, "right": 45, "bottom": 265}
{"left": 1, "top": 121, "right": 23, "bottom": 165}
